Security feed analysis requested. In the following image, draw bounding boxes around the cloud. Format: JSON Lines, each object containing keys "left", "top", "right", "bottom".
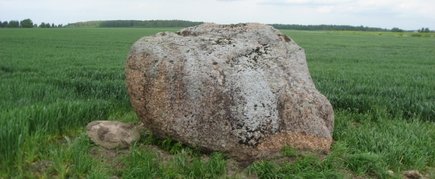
{"left": 216, "top": 0, "right": 244, "bottom": 1}
{"left": 258, "top": 0, "right": 352, "bottom": 6}
{"left": 0, "top": 0, "right": 434, "bottom": 29}
{"left": 257, "top": 0, "right": 435, "bottom": 19}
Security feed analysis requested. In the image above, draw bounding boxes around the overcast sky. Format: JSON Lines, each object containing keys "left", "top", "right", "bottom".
{"left": 1, "top": 0, "right": 434, "bottom": 30}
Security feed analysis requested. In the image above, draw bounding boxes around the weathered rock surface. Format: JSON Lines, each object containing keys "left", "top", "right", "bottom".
{"left": 126, "top": 23, "right": 334, "bottom": 161}
{"left": 86, "top": 121, "right": 140, "bottom": 149}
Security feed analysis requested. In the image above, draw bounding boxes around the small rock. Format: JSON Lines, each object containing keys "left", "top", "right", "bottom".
{"left": 387, "top": 170, "right": 394, "bottom": 176}
{"left": 404, "top": 170, "right": 423, "bottom": 179}
{"left": 86, "top": 120, "right": 140, "bottom": 149}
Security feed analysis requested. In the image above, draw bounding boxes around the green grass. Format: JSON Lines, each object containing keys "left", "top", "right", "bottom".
{"left": 0, "top": 28, "right": 434, "bottom": 178}
{"left": 122, "top": 146, "right": 226, "bottom": 178}
{"left": 284, "top": 30, "right": 434, "bottom": 121}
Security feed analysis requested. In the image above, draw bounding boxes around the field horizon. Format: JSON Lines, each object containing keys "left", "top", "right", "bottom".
{"left": 0, "top": 27, "right": 434, "bottom": 178}
{"left": 3, "top": 19, "right": 432, "bottom": 32}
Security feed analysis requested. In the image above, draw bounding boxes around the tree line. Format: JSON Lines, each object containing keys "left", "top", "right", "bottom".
{"left": 0, "top": 19, "right": 63, "bottom": 28}
{"left": 417, "top": 27, "right": 431, "bottom": 33}
{"left": 271, "top": 24, "right": 389, "bottom": 31}
{"left": 1, "top": 19, "right": 432, "bottom": 32}
{"left": 69, "top": 20, "right": 432, "bottom": 32}
{"left": 66, "top": 20, "right": 203, "bottom": 28}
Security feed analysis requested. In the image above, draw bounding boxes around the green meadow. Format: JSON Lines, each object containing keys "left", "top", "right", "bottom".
{"left": 0, "top": 28, "right": 434, "bottom": 178}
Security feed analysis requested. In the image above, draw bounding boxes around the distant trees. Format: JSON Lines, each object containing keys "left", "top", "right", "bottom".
{"left": 391, "top": 27, "right": 404, "bottom": 32}
{"left": 0, "top": 21, "right": 7, "bottom": 27}
{"left": 102, "top": 20, "right": 202, "bottom": 28}
{"left": 7, "top": 20, "right": 20, "bottom": 28}
{"left": 0, "top": 19, "right": 432, "bottom": 32}
{"left": 38, "top": 22, "right": 62, "bottom": 28}
{"left": 39, "top": 22, "right": 49, "bottom": 28}
{"left": 0, "top": 19, "right": 62, "bottom": 28}
{"left": 271, "top": 24, "right": 388, "bottom": 31}
{"left": 66, "top": 20, "right": 203, "bottom": 28}
{"left": 66, "top": 21, "right": 417, "bottom": 31}
{"left": 20, "top": 19, "right": 33, "bottom": 28}
{"left": 417, "top": 27, "right": 430, "bottom": 33}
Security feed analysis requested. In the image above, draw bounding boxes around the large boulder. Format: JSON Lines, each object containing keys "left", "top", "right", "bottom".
{"left": 126, "top": 23, "right": 334, "bottom": 161}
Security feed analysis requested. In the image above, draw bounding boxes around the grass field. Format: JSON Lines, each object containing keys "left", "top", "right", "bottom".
{"left": 0, "top": 28, "right": 434, "bottom": 178}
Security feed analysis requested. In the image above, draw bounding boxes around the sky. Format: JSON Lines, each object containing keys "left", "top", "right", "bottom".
{"left": 1, "top": 0, "right": 434, "bottom": 30}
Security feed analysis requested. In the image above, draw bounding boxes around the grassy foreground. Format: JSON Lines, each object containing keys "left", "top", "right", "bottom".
{"left": 0, "top": 28, "right": 434, "bottom": 178}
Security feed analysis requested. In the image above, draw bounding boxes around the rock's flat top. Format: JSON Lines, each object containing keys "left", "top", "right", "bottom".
{"left": 126, "top": 23, "right": 334, "bottom": 161}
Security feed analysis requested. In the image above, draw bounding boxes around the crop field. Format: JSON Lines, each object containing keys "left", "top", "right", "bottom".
{"left": 0, "top": 28, "right": 434, "bottom": 178}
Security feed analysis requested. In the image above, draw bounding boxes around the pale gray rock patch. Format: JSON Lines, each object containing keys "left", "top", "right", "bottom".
{"left": 86, "top": 121, "right": 140, "bottom": 149}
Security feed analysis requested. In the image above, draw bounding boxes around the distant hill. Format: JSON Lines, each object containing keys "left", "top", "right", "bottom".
{"left": 66, "top": 20, "right": 203, "bottom": 28}
{"left": 271, "top": 24, "right": 388, "bottom": 31}
{"left": 66, "top": 20, "right": 389, "bottom": 31}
